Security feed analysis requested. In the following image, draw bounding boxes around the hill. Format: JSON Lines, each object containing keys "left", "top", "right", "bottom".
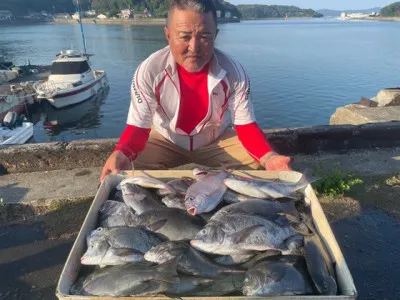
{"left": 317, "top": 7, "right": 381, "bottom": 17}
{"left": 380, "top": 2, "right": 400, "bottom": 17}
{"left": 0, "top": 0, "right": 240, "bottom": 18}
{"left": 237, "top": 5, "right": 323, "bottom": 19}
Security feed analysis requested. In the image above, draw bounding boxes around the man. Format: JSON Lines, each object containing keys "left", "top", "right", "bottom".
{"left": 100, "top": 0, "right": 291, "bottom": 182}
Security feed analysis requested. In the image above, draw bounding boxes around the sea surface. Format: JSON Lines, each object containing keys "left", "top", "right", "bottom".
{"left": 1, "top": 18, "right": 400, "bottom": 142}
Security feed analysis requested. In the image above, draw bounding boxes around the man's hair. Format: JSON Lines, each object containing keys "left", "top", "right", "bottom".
{"left": 167, "top": 0, "right": 218, "bottom": 26}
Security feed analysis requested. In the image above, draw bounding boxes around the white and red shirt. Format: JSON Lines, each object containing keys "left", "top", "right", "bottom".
{"left": 115, "top": 46, "right": 273, "bottom": 162}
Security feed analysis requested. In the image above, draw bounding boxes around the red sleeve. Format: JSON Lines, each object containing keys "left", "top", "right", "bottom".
{"left": 235, "top": 122, "right": 273, "bottom": 161}
{"left": 114, "top": 125, "right": 151, "bottom": 161}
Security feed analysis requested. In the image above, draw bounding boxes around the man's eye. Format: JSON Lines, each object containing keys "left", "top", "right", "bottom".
{"left": 180, "top": 36, "right": 191, "bottom": 41}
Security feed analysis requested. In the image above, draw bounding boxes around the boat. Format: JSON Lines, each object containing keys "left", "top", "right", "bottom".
{"left": 33, "top": 50, "right": 109, "bottom": 108}
{"left": 0, "top": 111, "right": 33, "bottom": 145}
{"left": 33, "top": 0, "right": 109, "bottom": 109}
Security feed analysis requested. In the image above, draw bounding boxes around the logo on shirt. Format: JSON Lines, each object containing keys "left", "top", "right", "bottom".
{"left": 245, "top": 79, "right": 251, "bottom": 100}
{"left": 132, "top": 77, "right": 143, "bottom": 104}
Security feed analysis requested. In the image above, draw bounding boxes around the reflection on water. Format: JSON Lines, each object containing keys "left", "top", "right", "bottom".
{"left": 3, "top": 20, "right": 400, "bottom": 142}
{"left": 29, "top": 87, "right": 109, "bottom": 141}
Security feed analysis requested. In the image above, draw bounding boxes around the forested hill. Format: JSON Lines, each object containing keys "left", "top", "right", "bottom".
{"left": 237, "top": 5, "right": 323, "bottom": 19}
{"left": 380, "top": 2, "right": 400, "bottom": 17}
{"left": 0, "top": 0, "right": 241, "bottom": 18}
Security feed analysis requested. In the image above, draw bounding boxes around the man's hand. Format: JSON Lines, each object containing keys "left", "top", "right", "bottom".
{"left": 261, "top": 152, "right": 292, "bottom": 171}
{"left": 100, "top": 150, "right": 132, "bottom": 183}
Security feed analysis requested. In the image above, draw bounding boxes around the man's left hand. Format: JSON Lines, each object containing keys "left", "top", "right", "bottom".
{"left": 263, "top": 154, "right": 292, "bottom": 171}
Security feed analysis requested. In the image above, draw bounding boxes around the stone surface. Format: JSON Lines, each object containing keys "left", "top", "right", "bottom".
{"left": 0, "top": 147, "right": 399, "bottom": 204}
{"left": 330, "top": 104, "right": 400, "bottom": 125}
{"left": 375, "top": 88, "right": 400, "bottom": 107}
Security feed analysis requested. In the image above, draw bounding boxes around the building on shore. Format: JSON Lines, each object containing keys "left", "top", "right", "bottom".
{"left": 54, "top": 13, "right": 72, "bottom": 19}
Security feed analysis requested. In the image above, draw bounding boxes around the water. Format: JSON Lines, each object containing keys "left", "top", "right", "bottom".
{"left": 1, "top": 19, "right": 400, "bottom": 142}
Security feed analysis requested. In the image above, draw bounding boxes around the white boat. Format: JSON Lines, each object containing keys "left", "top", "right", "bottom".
{"left": 33, "top": 50, "right": 109, "bottom": 108}
{"left": 0, "top": 113, "right": 33, "bottom": 145}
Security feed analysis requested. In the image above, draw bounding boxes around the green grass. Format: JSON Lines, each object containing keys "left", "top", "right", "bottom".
{"left": 312, "top": 166, "right": 363, "bottom": 197}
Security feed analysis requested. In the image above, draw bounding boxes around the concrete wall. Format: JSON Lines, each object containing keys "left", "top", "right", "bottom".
{"left": 1, "top": 122, "right": 399, "bottom": 174}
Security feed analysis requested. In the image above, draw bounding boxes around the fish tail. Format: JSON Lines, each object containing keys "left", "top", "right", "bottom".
{"left": 142, "top": 170, "right": 177, "bottom": 194}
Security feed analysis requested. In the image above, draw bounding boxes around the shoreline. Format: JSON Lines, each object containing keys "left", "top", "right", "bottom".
{"left": 53, "top": 17, "right": 240, "bottom": 25}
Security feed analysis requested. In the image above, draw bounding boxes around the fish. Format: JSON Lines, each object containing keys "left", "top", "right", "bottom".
{"left": 187, "top": 273, "right": 246, "bottom": 296}
{"left": 161, "top": 193, "right": 186, "bottom": 210}
{"left": 304, "top": 235, "right": 337, "bottom": 295}
{"left": 211, "top": 200, "right": 300, "bottom": 221}
{"left": 240, "top": 250, "right": 282, "bottom": 269}
{"left": 120, "top": 174, "right": 175, "bottom": 193}
{"left": 109, "top": 188, "right": 124, "bottom": 202}
{"left": 98, "top": 200, "right": 136, "bottom": 227}
{"left": 131, "top": 208, "right": 205, "bottom": 241}
{"left": 213, "top": 253, "right": 256, "bottom": 266}
{"left": 81, "top": 227, "right": 165, "bottom": 266}
{"left": 144, "top": 241, "right": 244, "bottom": 278}
{"left": 165, "top": 276, "right": 214, "bottom": 296}
{"left": 157, "top": 177, "right": 195, "bottom": 196}
{"left": 185, "top": 169, "right": 230, "bottom": 215}
{"left": 190, "top": 212, "right": 303, "bottom": 255}
{"left": 72, "top": 259, "right": 179, "bottom": 296}
{"left": 243, "top": 256, "right": 314, "bottom": 296}
{"left": 120, "top": 182, "right": 162, "bottom": 214}
{"left": 223, "top": 169, "right": 316, "bottom": 199}
{"left": 223, "top": 189, "right": 267, "bottom": 203}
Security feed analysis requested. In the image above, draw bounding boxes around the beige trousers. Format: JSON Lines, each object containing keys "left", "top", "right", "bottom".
{"left": 134, "top": 128, "right": 262, "bottom": 170}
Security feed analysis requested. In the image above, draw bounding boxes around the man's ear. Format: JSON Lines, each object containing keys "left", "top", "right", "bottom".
{"left": 164, "top": 26, "right": 170, "bottom": 43}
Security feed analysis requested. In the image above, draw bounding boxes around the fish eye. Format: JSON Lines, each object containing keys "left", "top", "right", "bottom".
{"left": 188, "top": 197, "right": 194, "bottom": 201}
{"left": 96, "top": 227, "right": 103, "bottom": 232}
{"left": 199, "top": 229, "right": 207, "bottom": 235}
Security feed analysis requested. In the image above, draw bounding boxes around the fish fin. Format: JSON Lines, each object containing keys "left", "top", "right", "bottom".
{"left": 111, "top": 247, "right": 144, "bottom": 257}
{"left": 142, "top": 170, "right": 177, "bottom": 194}
{"left": 148, "top": 219, "right": 168, "bottom": 232}
{"left": 295, "top": 168, "right": 319, "bottom": 191}
{"left": 231, "top": 225, "right": 263, "bottom": 244}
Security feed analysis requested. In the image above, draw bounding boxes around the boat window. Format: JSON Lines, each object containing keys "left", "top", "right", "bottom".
{"left": 51, "top": 61, "right": 90, "bottom": 74}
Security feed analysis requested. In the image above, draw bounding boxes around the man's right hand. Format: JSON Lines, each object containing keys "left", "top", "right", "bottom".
{"left": 100, "top": 150, "right": 132, "bottom": 183}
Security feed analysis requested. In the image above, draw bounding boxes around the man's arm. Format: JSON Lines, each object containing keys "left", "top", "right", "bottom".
{"left": 100, "top": 62, "right": 157, "bottom": 182}
{"left": 227, "top": 63, "right": 291, "bottom": 171}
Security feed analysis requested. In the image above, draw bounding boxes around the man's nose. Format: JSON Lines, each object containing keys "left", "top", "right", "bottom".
{"left": 188, "top": 36, "right": 199, "bottom": 53}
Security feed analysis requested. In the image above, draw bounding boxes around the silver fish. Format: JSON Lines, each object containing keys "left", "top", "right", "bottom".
{"left": 98, "top": 200, "right": 136, "bottom": 227}
{"left": 304, "top": 235, "right": 337, "bottom": 295}
{"left": 211, "top": 200, "right": 300, "bottom": 221}
{"left": 187, "top": 273, "right": 245, "bottom": 296}
{"left": 121, "top": 175, "right": 175, "bottom": 192}
{"left": 165, "top": 276, "right": 214, "bottom": 296}
{"left": 120, "top": 182, "right": 162, "bottom": 214}
{"left": 161, "top": 193, "right": 186, "bottom": 210}
{"left": 223, "top": 169, "right": 316, "bottom": 199}
{"left": 243, "top": 257, "right": 314, "bottom": 296}
{"left": 223, "top": 189, "right": 267, "bottom": 203}
{"left": 72, "top": 259, "right": 179, "bottom": 296}
{"left": 144, "top": 241, "right": 244, "bottom": 278}
{"left": 213, "top": 253, "right": 256, "bottom": 266}
{"left": 185, "top": 169, "right": 229, "bottom": 215}
{"left": 191, "top": 213, "right": 303, "bottom": 255}
{"left": 81, "top": 227, "right": 165, "bottom": 265}
{"left": 131, "top": 208, "right": 205, "bottom": 241}
{"left": 158, "top": 177, "right": 195, "bottom": 196}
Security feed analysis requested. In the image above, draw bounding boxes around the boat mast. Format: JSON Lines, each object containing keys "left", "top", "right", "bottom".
{"left": 77, "top": 0, "right": 87, "bottom": 54}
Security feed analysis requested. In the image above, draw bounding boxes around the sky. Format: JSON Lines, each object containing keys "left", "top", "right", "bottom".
{"left": 228, "top": 0, "right": 394, "bottom": 10}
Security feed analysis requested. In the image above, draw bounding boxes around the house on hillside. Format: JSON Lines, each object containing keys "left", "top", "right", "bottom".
{"left": 97, "top": 14, "right": 107, "bottom": 19}
{"left": 121, "top": 9, "right": 133, "bottom": 19}
{"left": 144, "top": 8, "right": 152, "bottom": 17}
{"left": 0, "top": 10, "right": 13, "bottom": 21}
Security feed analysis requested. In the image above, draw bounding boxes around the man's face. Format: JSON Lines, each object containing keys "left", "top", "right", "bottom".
{"left": 164, "top": 8, "right": 218, "bottom": 72}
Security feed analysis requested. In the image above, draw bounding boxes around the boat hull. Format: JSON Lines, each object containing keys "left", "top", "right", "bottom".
{"left": 0, "top": 122, "right": 33, "bottom": 145}
{"left": 39, "top": 72, "right": 108, "bottom": 109}
{"left": 0, "top": 103, "right": 26, "bottom": 124}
